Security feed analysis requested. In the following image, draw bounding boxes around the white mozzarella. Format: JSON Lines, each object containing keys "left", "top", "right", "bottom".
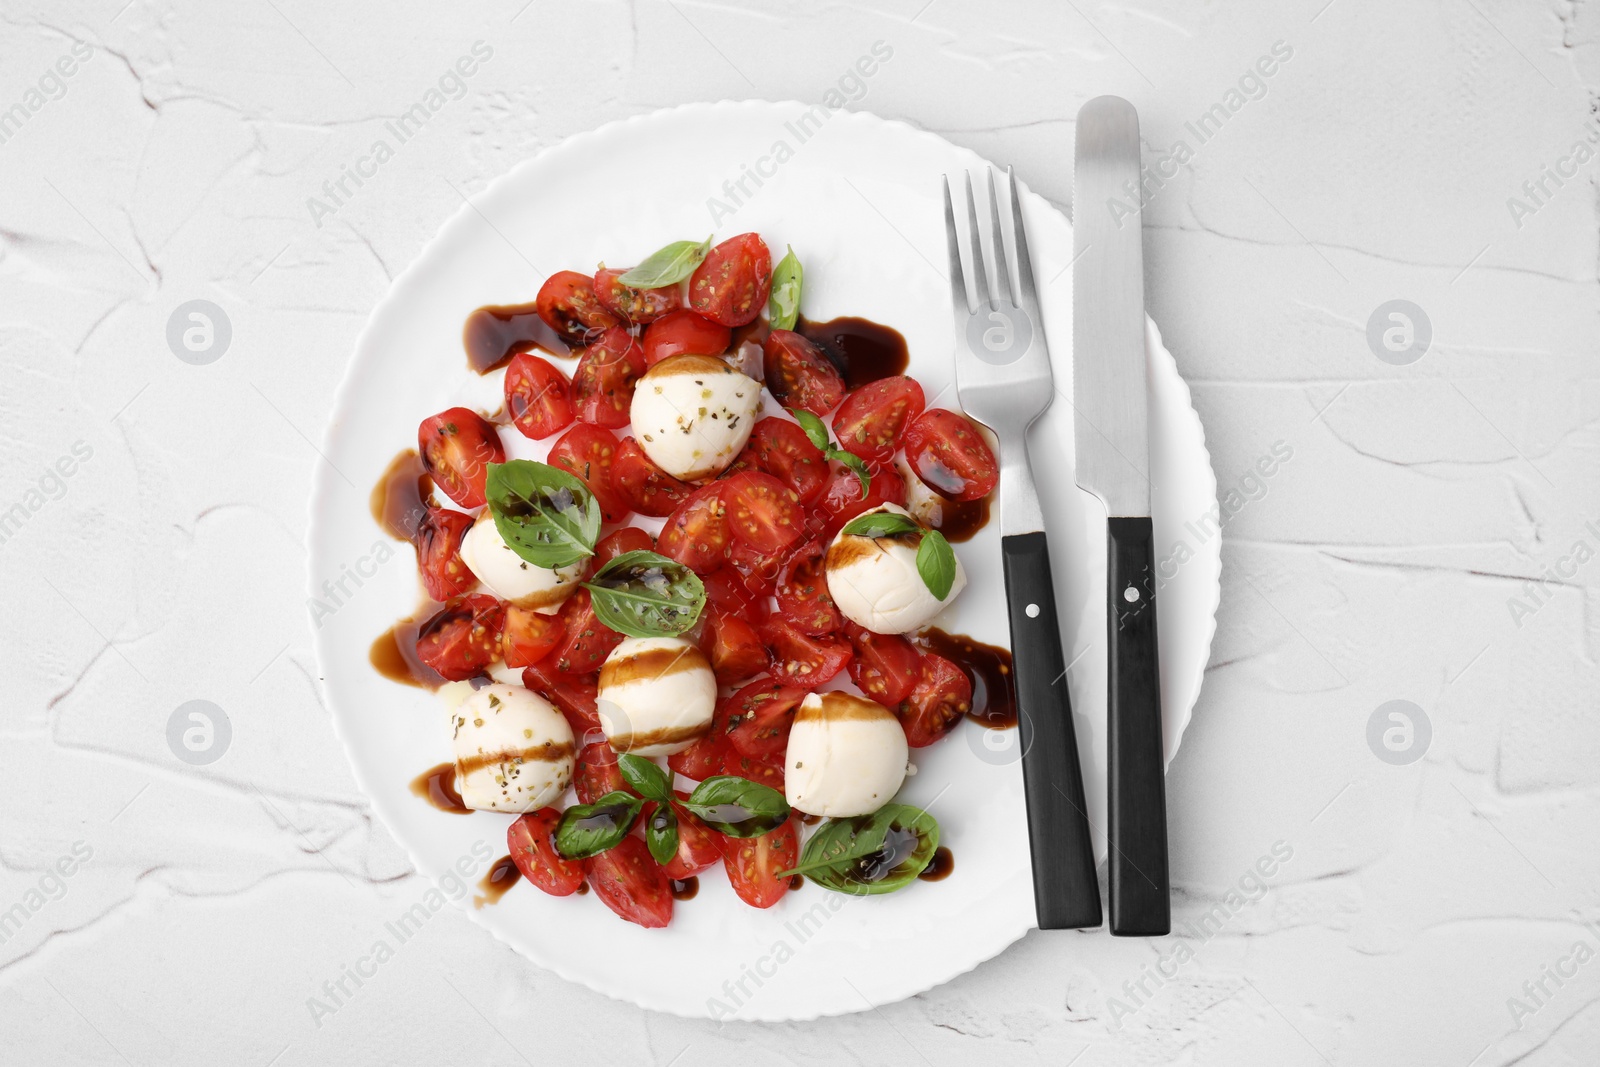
{"left": 629, "top": 354, "right": 760, "bottom": 480}
{"left": 459, "top": 512, "right": 584, "bottom": 612}
{"left": 785, "top": 692, "right": 909, "bottom": 817}
{"left": 450, "top": 683, "right": 574, "bottom": 812}
{"left": 596, "top": 636, "right": 717, "bottom": 756}
{"left": 824, "top": 503, "right": 967, "bottom": 634}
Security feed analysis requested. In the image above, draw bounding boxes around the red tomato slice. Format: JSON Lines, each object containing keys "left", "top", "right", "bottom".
{"left": 611, "top": 436, "right": 693, "bottom": 517}
{"left": 414, "top": 593, "right": 504, "bottom": 681}
{"left": 572, "top": 326, "right": 646, "bottom": 429}
{"left": 688, "top": 233, "right": 772, "bottom": 327}
{"left": 661, "top": 798, "right": 723, "bottom": 879}
{"left": 775, "top": 538, "right": 842, "bottom": 635}
{"left": 701, "top": 609, "right": 769, "bottom": 685}
{"left": 504, "top": 353, "right": 575, "bottom": 441}
{"left": 594, "top": 526, "right": 654, "bottom": 567}
{"left": 593, "top": 266, "right": 682, "bottom": 323}
{"left": 720, "top": 470, "right": 803, "bottom": 554}
{"left": 702, "top": 568, "right": 770, "bottom": 620}
{"left": 758, "top": 615, "right": 852, "bottom": 688}
{"left": 418, "top": 408, "right": 505, "bottom": 509}
{"left": 726, "top": 537, "right": 785, "bottom": 598}
{"left": 501, "top": 605, "right": 566, "bottom": 668}
{"left": 413, "top": 506, "right": 475, "bottom": 601}
{"left": 900, "top": 652, "right": 973, "bottom": 747}
{"left": 657, "top": 484, "right": 731, "bottom": 575}
{"left": 586, "top": 835, "right": 673, "bottom": 928}
{"left": 763, "top": 330, "right": 845, "bottom": 416}
{"left": 741, "top": 417, "right": 829, "bottom": 505}
{"left": 641, "top": 309, "right": 731, "bottom": 366}
{"left": 810, "top": 458, "right": 907, "bottom": 540}
{"left": 722, "top": 680, "right": 807, "bottom": 763}
{"left": 721, "top": 749, "right": 785, "bottom": 791}
{"left": 545, "top": 588, "right": 624, "bottom": 675}
{"left": 522, "top": 660, "right": 602, "bottom": 737}
{"left": 721, "top": 815, "right": 799, "bottom": 909}
{"left": 902, "top": 408, "right": 999, "bottom": 502}
{"left": 547, "top": 423, "right": 631, "bottom": 524}
{"left": 845, "top": 624, "right": 922, "bottom": 708}
{"left": 668, "top": 729, "right": 729, "bottom": 781}
{"left": 574, "top": 740, "right": 634, "bottom": 803}
{"left": 507, "top": 808, "right": 584, "bottom": 896}
{"left": 831, "top": 375, "right": 926, "bottom": 465}
{"left": 536, "top": 270, "right": 619, "bottom": 341}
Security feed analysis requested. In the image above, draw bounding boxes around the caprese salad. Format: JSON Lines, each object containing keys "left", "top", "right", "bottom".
{"left": 382, "top": 232, "right": 1005, "bottom": 928}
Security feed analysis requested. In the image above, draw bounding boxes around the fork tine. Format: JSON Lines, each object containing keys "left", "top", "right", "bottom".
{"left": 986, "top": 168, "right": 1014, "bottom": 307}
{"left": 1006, "top": 165, "right": 1040, "bottom": 318}
{"left": 943, "top": 174, "right": 970, "bottom": 315}
{"left": 963, "top": 171, "right": 992, "bottom": 307}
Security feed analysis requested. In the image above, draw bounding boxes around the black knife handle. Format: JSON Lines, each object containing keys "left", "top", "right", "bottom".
{"left": 1000, "top": 531, "right": 1103, "bottom": 930}
{"left": 1106, "top": 517, "right": 1170, "bottom": 935}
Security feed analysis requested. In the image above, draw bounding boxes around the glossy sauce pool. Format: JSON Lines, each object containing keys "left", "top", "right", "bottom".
{"left": 474, "top": 854, "right": 522, "bottom": 907}
{"left": 797, "top": 315, "right": 909, "bottom": 388}
{"left": 913, "top": 627, "right": 1017, "bottom": 730}
{"left": 463, "top": 301, "right": 572, "bottom": 374}
{"left": 410, "top": 762, "right": 470, "bottom": 814}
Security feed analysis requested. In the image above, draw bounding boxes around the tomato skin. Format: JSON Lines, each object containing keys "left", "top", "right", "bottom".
{"left": 594, "top": 526, "right": 654, "bottom": 567}
{"left": 702, "top": 568, "right": 769, "bottom": 621}
{"left": 721, "top": 814, "right": 799, "bottom": 909}
{"left": 758, "top": 615, "right": 853, "bottom": 688}
{"left": 657, "top": 484, "right": 731, "bottom": 575}
{"left": 902, "top": 408, "right": 999, "bottom": 502}
{"left": 763, "top": 330, "right": 846, "bottom": 416}
{"left": 593, "top": 267, "right": 682, "bottom": 323}
{"left": 522, "top": 660, "right": 601, "bottom": 737}
{"left": 701, "top": 609, "right": 769, "bottom": 685}
{"left": 507, "top": 809, "right": 584, "bottom": 896}
{"left": 611, "top": 436, "right": 693, "bottom": 517}
{"left": 503, "top": 353, "right": 575, "bottom": 441}
{"left": 574, "top": 740, "right": 634, "bottom": 803}
{"left": 809, "top": 459, "right": 908, "bottom": 539}
{"left": 536, "top": 270, "right": 620, "bottom": 341}
{"left": 641, "top": 309, "right": 731, "bottom": 366}
{"left": 668, "top": 729, "right": 729, "bottom": 781}
{"left": 546, "top": 588, "right": 624, "bottom": 674}
{"left": 414, "top": 506, "right": 476, "bottom": 600}
{"left": 845, "top": 624, "right": 922, "bottom": 708}
{"left": 661, "top": 797, "right": 724, "bottom": 878}
{"left": 572, "top": 326, "right": 646, "bottom": 429}
{"left": 722, "top": 680, "right": 807, "bottom": 762}
{"left": 775, "top": 539, "right": 842, "bottom": 635}
{"left": 501, "top": 605, "right": 567, "bottom": 668}
{"left": 832, "top": 376, "right": 926, "bottom": 465}
{"left": 900, "top": 652, "right": 973, "bottom": 747}
{"left": 721, "top": 749, "right": 785, "bottom": 791}
{"left": 688, "top": 233, "right": 772, "bottom": 327}
{"left": 720, "top": 470, "right": 804, "bottom": 554}
{"left": 586, "top": 835, "right": 673, "bottom": 928}
{"left": 726, "top": 537, "right": 785, "bottom": 598}
{"left": 741, "top": 417, "right": 829, "bottom": 505}
{"left": 418, "top": 408, "right": 505, "bottom": 509}
{"left": 547, "top": 423, "right": 630, "bottom": 523}
{"left": 415, "top": 593, "right": 505, "bottom": 681}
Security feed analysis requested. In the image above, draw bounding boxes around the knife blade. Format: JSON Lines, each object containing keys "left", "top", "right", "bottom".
{"left": 1072, "top": 95, "right": 1171, "bottom": 936}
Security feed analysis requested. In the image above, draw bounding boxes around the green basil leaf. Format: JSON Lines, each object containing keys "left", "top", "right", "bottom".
{"left": 582, "top": 549, "right": 706, "bottom": 638}
{"left": 840, "top": 510, "right": 921, "bottom": 539}
{"left": 616, "top": 237, "right": 711, "bottom": 288}
{"left": 554, "top": 791, "right": 644, "bottom": 859}
{"left": 682, "top": 775, "right": 790, "bottom": 837}
{"left": 485, "top": 460, "right": 600, "bottom": 568}
{"left": 916, "top": 529, "right": 957, "bottom": 600}
{"left": 645, "top": 802, "right": 680, "bottom": 866}
{"left": 779, "top": 804, "right": 940, "bottom": 895}
{"left": 768, "top": 246, "right": 803, "bottom": 330}
{"left": 788, "top": 407, "right": 832, "bottom": 453}
{"left": 829, "top": 447, "right": 872, "bottom": 497}
{"left": 617, "top": 753, "right": 672, "bottom": 802}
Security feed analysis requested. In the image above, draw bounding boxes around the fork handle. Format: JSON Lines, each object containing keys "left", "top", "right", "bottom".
{"left": 1001, "top": 531, "right": 1103, "bottom": 930}
{"left": 1106, "top": 517, "right": 1171, "bottom": 935}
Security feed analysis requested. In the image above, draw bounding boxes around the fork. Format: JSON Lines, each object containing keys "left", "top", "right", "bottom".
{"left": 943, "top": 168, "right": 1103, "bottom": 930}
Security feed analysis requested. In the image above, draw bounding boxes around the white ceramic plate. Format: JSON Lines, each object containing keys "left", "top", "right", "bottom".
{"left": 308, "top": 101, "right": 1219, "bottom": 1021}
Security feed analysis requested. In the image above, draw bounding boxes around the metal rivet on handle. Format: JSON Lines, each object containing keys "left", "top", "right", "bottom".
{"left": 1124, "top": 587, "right": 1140, "bottom": 603}
{"left": 1025, "top": 603, "right": 1040, "bottom": 618}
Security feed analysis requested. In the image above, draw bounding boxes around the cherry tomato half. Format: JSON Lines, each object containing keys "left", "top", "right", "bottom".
{"left": 902, "top": 408, "right": 999, "bottom": 502}
{"left": 741, "top": 417, "right": 828, "bottom": 505}
{"left": 594, "top": 526, "right": 654, "bottom": 567}
{"left": 831, "top": 375, "right": 926, "bottom": 465}
{"left": 413, "top": 506, "right": 475, "bottom": 601}
{"left": 660, "top": 799, "right": 724, "bottom": 879}
{"left": 536, "top": 270, "right": 619, "bottom": 341}
{"left": 586, "top": 835, "right": 672, "bottom": 928}
{"left": 611, "top": 436, "right": 693, "bottom": 517}
{"left": 547, "top": 423, "right": 631, "bottom": 524}
{"left": 758, "top": 615, "right": 852, "bottom": 688}
{"left": 809, "top": 459, "right": 908, "bottom": 540}
{"left": 668, "top": 729, "right": 729, "bottom": 781}
{"left": 546, "top": 588, "right": 624, "bottom": 675}
{"left": 418, "top": 408, "right": 504, "bottom": 509}
{"left": 641, "top": 309, "right": 731, "bottom": 367}
{"left": 719, "top": 470, "right": 803, "bottom": 554}
{"left": 501, "top": 605, "right": 566, "bottom": 668}
{"left": 722, "top": 679, "right": 808, "bottom": 763}
{"left": 594, "top": 266, "right": 682, "bottom": 323}
{"left": 574, "top": 739, "right": 633, "bottom": 804}
{"left": 845, "top": 624, "right": 922, "bottom": 709}
{"left": 726, "top": 536, "right": 786, "bottom": 599}
{"left": 507, "top": 809, "right": 584, "bottom": 896}
{"left": 899, "top": 651, "right": 973, "bottom": 748}
{"left": 688, "top": 233, "right": 772, "bottom": 327}
{"left": 657, "top": 484, "right": 731, "bottom": 575}
{"left": 763, "top": 330, "right": 845, "bottom": 416}
{"left": 701, "top": 609, "right": 769, "bottom": 685}
{"left": 504, "top": 353, "right": 575, "bottom": 441}
{"left": 572, "top": 326, "right": 646, "bottom": 430}
{"left": 522, "top": 660, "right": 601, "bottom": 737}
{"left": 775, "top": 538, "right": 842, "bottom": 635}
{"left": 721, "top": 815, "right": 799, "bottom": 909}
{"left": 414, "top": 593, "right": 504, "bottom": 681}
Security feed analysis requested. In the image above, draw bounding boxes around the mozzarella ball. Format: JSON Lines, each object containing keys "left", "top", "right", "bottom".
{"left": 785, "top": 692, "right": 909, "bottom": 817}
{"left": 460, "top": 511, "right": 584, "bottom": 612}
{"left": 629, "top": 354, "right": 761, "bottom": 480}
{"left": 825, "top": 503, "right": 967, "bottom": 634}
{"left": 596, "top": 637, "right": 717, "bottom": 756}
{"left": 451, "top": 683, "right": 574, "bottom": 812}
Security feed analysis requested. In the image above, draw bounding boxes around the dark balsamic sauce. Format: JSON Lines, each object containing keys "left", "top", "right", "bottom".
{"left": 920, "top": 493, "right": 992, "bottom": 544}
{"left": 370, "top": 449, "right": 433, "bottom": 542}
{"left": 410, "top": 762, "right": 470, "bottom": 814}
{"left": 463, "top": 301, "right": 572, "bottom": 374}
{"left": 797, "top": 315, "right": 909, "bottom": 388}
{"left": 670, "top": 877, "right": 699, "bottom": 901}
{"left": 371, "top": 607, "right": 447, "bottom": 690}
{"left": 918, "top": 847, "right": 954, "bottom": 882}
{"left": 914, "top": 628, "right": 1017, "bottom": 730}
{"left": 474, "top": 855, "right": 522, "bottom": 907}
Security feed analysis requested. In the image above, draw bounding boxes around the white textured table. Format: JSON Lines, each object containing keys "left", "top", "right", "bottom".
{"left": 5, "top": 1, "right": 1595, "bottom": 1063}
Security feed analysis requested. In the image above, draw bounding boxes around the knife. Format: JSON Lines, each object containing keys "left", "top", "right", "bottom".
{"left": 1072, "top": 96, "right": 1171, "bottom": 936}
